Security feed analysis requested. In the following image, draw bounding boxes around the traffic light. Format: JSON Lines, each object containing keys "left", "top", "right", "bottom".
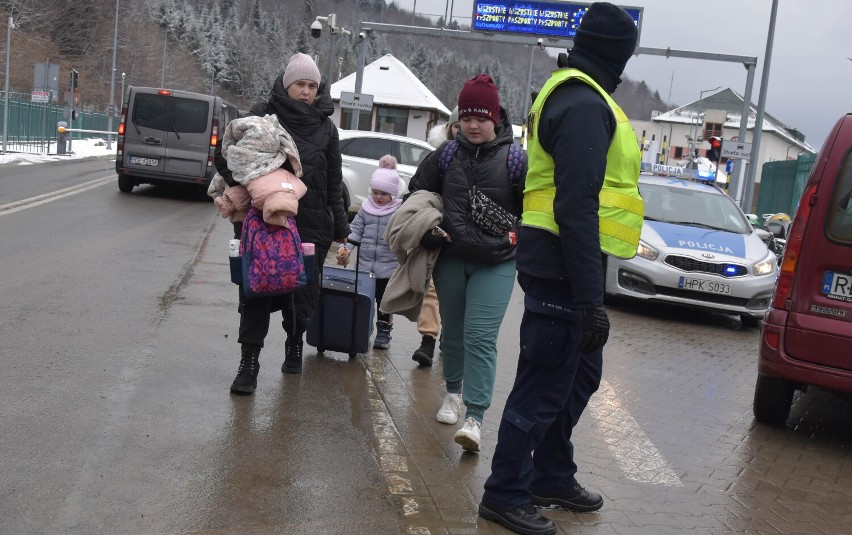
{"left": 707, "top": 136, "right": 722, "bottom": 162}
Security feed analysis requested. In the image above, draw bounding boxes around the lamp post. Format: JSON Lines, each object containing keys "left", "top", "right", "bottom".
{"left": 161, "top": 31, "right": 167, "bottom": 87}
{"left": 107, "top": 0, "right": 119, "bottom": 150}
{"left": 688, "top": 85, "right": 721, "bottom": 167}
{"left": 3, "top": 16, "right": 16, "bottom": 154}
{"left": 120, "top": 72, "right": 125, "bottom": 111}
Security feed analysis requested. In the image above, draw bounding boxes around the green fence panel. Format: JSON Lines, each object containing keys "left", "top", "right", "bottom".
{"left": 756, "top": 160, "right": 797, "bottom": 217}
{"left": 2, "top": 91, "right": 111, "bottom": 152}
{"left": 790, "top": 153, "right": 817, "bottom": 215}
{"left": 756, "top": 152, "right": 819, "bottom": 218}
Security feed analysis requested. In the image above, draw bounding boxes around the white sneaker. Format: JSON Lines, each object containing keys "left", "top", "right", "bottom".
{"left": 454, "top": 417, "right": 481, "bottom": 452}
{"left": 436, "top": 393, "right": 464, "bottom": 424}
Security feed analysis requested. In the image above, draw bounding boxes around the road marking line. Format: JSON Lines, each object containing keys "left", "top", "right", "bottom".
{"left": 0, "top": 176, "right": 113, "bottom": 216}
{"left": 588, "top": 380, "right": 683, "bottom": 487}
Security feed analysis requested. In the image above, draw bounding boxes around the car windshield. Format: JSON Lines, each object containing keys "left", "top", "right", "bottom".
{"left": 640, "top": 182, "right": 751, "bottom": 234}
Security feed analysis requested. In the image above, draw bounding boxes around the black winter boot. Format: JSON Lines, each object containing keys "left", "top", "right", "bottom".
{"left": 373, "top": 321, "right": 392, "bottom": 349}
{"left": 230, "top": 344, "right": 261, "bottom": 394}
{"left": 412, "top": 335, "right": 436, "bottom": 367}
{"left": 282, "top": 334, "right": 303, "bottom": 374}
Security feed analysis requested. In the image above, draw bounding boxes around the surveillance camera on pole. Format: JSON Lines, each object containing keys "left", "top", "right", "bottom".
{"left": 311, "top": 20, "right": 322, "bottom": 38}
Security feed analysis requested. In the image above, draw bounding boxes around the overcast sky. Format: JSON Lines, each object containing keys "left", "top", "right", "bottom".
{"left": 395, "top": 0, "right": 851, "bottom": 150}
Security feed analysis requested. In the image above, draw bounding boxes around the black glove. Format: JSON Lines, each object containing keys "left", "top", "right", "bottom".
{"left": 579, "top": 306, "right": 610, "bottom": 354}
{"left": 420, "top": 230, "right": 445, "bottom": 250}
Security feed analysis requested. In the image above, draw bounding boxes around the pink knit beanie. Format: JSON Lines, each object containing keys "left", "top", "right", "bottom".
{"left": 370, "top": 155, "right": 401, "bottom": 197}
{"left": 281, "top": 53, "right": 321, "bottom": 89}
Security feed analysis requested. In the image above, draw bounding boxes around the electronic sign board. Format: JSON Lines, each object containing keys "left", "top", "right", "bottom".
{"left": 471, "top": 1, "right": 642, "bottom": 41}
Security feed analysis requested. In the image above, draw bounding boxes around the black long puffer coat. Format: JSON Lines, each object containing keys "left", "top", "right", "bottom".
{"left": 248, "top": 75, "right": 350, "bottom": 249}
{"left": 215, "top": 78, "right": 349, "bottom": 251}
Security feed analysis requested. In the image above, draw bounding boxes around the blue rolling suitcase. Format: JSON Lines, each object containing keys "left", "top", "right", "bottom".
{"left": 306, "top": 244, "right": 376, "bottom": 358}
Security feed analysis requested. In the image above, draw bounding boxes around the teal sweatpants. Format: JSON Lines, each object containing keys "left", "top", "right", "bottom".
{"left": 432, "top": 256, "right": 516, "bottom": 423}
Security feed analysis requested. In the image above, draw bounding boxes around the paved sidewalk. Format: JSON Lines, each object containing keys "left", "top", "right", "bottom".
{"left": 312, "top": 247, "right": 852, "bottom": 535}
{"left": 198, "top": 223, "right": 852, "bottom": 535}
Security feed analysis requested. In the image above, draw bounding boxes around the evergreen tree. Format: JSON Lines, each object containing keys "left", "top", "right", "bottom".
{"left": 251, "top": 0, "right": 263, "bottom": 32}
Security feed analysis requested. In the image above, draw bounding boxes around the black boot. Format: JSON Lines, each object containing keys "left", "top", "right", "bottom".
{"left": 412, "top": 335, "right": 436, "bottom": 367}
{"left": 230, "top": 344, "right": 261, "bottom": 394}
{"left": 282, "top": 334, "right": 303, "bottom": 374}
{"left": 373, "top": 321, "right": 392, "bottom": 349}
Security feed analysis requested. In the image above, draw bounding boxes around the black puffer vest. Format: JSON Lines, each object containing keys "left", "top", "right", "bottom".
{"left": 439, "top": 115, "right": 521, "bottom": 265}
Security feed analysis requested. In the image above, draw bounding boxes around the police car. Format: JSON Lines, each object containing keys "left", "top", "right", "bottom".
{"left": 604, "top": 174, "right": 778, "bottom": 327}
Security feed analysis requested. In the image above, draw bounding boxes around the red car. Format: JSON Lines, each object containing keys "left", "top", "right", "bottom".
{"left": 753, "top": 113, "right": 852, "bottom": 425}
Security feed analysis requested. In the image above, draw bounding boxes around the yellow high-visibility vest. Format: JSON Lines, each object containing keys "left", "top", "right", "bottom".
{"left": 524, "top": 68, "right": 643, "bottom": 259}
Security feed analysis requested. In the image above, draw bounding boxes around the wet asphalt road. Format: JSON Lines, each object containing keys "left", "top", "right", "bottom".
{"left": 1, "top": 159, "right": 851, "bottom": 534}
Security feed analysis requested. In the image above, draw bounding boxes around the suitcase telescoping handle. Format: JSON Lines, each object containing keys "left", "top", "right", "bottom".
{"left": 314, "top": 239, "right": 363, "bottom": 357}
{"left": 349, "top": 240, "right": 360, "bottom": 351}
{"left": 347, "top": 239, "right": 361, "bottom": 354}
{"left": 348, "top": 239, "right": 361, "bottom": 290}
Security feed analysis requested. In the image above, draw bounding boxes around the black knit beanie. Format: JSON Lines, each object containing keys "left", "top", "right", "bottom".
{"left": 570, "top": 2, "right": 638, "bottom": 79}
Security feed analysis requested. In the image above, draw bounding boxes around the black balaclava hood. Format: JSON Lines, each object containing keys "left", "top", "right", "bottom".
{"left": 568, "top": 2, "right": 638, "bottom": 84}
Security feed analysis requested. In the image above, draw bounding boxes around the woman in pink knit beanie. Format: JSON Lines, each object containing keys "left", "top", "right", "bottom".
{"left": 216, "top": 50, "right": 349, "bottom": 395}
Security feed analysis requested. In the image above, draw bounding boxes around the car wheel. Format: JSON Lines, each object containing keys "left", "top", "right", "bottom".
{"left": 118, "top": 174, "right": 134, "bottom": 193}
{"left": 753, "top": 373, "right": 796, "bottom": 425}
{"left": 740, "top": 314, "right": 761, "bottom": 328}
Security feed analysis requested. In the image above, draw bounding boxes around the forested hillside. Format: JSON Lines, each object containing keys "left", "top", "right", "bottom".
{"left": 0, "top": 0, "right": 670, "bottom": 121}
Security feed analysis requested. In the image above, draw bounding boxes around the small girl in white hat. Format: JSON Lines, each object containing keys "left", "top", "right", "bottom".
{"left": 336, "top": 155, "right": 404, "bottom": 349}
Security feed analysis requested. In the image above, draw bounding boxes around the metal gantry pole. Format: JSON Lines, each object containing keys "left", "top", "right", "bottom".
{"left": 729, "top": 63, "right": 757, "bottom": 207}
{"left": 3, "top": 16, "right": 14, "bottom": 154}
{"left": 107, "top": 0, "right": 119, "bottom": 150}
{"left": 326, "top": 31, "right": 337, "bottom": 85}
{"left": 521, "top": 45, "right": 535, "bottom": 142}
{"left": 742, "top": 0, "right": 779, "bottom": 213}
{"left": 352, "top": 31, "right": 368, "bottom": 131}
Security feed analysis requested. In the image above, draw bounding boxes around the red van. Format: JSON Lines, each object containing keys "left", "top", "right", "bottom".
{"left": 753, "top": 113, "right": 852, "bottom": 425}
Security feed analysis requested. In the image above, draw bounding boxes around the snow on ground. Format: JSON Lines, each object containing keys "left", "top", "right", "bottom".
{"left": 0, "top": 138, "right": 115, "bottom": 166}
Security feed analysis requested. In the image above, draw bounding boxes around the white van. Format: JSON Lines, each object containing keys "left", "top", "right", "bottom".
{"left": 115, "top": 86, "right": 240, "bottom": 195}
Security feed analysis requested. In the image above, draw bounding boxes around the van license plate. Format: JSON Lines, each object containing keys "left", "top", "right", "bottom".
{"left": 129, "top": 155, "right": 159, "bottom": 167}
{"left": 821, "top": 271, "right": 852, "bottom": 303}
{"left": 678, "top": 276, "right": 732, "bottom": 295}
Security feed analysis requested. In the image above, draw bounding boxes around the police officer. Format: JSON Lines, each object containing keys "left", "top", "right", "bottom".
{"left": 478, "top": 4, "right": 643, "bottom": 534}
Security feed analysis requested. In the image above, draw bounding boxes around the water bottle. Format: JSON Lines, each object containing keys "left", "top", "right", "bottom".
{"left": 302, "top": 242, "right": 317, "bottom": 284}
{"left": 229, "top": 239, "right": 242, "bottom": 285}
